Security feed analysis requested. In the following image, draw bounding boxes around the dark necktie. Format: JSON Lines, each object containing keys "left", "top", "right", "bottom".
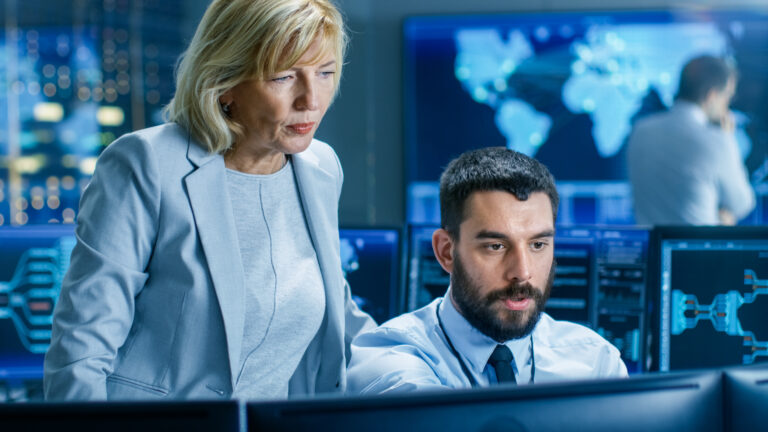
{"left": 488, "top": 344, "right": 516, "bottom": 384}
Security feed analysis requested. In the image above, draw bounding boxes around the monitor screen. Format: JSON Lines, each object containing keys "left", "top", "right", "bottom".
{"left": 406, "top": 224, "right": 649, "bottom": 373}
{"left": 248, "top": 371, "right": 722, "bottom": 432}
{"left": 340, "top": 228, "right": 403, "bottom": 325}
{"left": 0, "top": 224, "right": 76, "bottom": 384}
{"left": 723, "top": 363, "right": 768, "bottom": 432}
{"left": 404, "top": 9, "right": 768, "bottom": 225}
{"left": 649, "top": 226, "right": 768, "bottom": 371}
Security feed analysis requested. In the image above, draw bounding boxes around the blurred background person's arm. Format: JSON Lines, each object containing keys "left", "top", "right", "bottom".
{"left": 715, "top": 110, "right": 756, "bottom": 224}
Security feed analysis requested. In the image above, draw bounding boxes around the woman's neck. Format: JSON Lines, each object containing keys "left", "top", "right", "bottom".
{"left": 224, "top": 145, "right": 286, "bottom": 175}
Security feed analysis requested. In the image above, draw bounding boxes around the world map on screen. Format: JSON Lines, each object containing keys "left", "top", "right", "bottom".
{"left": 454, "top": 22, "right": 753, "bottom": 160}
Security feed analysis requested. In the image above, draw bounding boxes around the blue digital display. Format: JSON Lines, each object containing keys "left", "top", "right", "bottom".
{"left": 657, "top": 230, "right": 768, "bottom": 371}
{"left": 404, "top": 9, "right": 768, "bottom": 225}
{"left": 0, "top": 224, "right": 75, "bottom": 380}
{"left": 339, "top": 228, "right": 402, "bottom": 325}
{"left": 406, "top": 224, "right": 649, "bottom": 373}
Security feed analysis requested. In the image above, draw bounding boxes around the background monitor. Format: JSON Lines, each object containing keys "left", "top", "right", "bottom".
{"left": 406, "top": 224, "right": 649, "bottom": 373}
{"left": 404, "top": 9, "right": 768, "bottom": 226}
{"left": 340, "top": 228, "right": 403, "bottom": 325}
{"left": 404, "top": 225, "right": 446, "bottom": 311}
{"left": 0, "top": 224, "right": 75, "bottom": 400}
{"left": 648, "top": 226, "right": 768, "bottom": 372}
{"left": 0, "top": 400, "right": 240, "bottom": 432}
{"left": 248, "top": 370, "right": 722, "bottom": 432}
{"left": 723, "top": 363, "right": 768, "bottom": 432}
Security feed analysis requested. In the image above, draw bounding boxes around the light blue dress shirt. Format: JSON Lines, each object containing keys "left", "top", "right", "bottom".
{"left": 627, "top": 101, "right": 755, "bottom": 225}
{"left": 347, "top": 290, "right": 627, "bottom": 394}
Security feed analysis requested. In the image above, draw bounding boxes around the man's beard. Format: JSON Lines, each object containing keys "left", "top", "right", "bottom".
{"left": 451, "top": 253, "right": 555, "bottom": 343}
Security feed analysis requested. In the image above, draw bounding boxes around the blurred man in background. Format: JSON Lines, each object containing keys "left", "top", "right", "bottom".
{"left": 627, "top": 55, "right": 755, "bottom": 226}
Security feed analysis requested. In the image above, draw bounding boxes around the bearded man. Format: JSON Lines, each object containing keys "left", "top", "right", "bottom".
{"left": 347, "top": 147, "right": 627, "bottom": 394}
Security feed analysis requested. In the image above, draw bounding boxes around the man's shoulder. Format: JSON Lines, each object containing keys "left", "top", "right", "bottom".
{"left": 348, "top": 298, "right": 455, "bottom": 394}
{"left": 632, "top": 109, "right": 677, "bottom": 133}
{"left": 532, "top": 314, "right": 628, "bottom": 379}
{"left": 354, "top": 299, "right": 441, "bottom": 348}
{"left": 534, "top": 313, "right": 616, "bottom": 350}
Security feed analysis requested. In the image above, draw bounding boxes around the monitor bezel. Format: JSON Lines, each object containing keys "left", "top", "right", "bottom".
{"left": 248, "top": 370, "right": 723, "bottom": 432}
{"left": 723, "top": 362, "right": 768, "bottom": 431}
{"left": 0, "top": 400, "right": 240, "bottom": 432}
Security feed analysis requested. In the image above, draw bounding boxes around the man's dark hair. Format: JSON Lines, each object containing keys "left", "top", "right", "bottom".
{"left": 676, "top": 55, "right": 736, "bottom": 104}
{"left": 439, "top": 147, "right": 559, "bottom": 237}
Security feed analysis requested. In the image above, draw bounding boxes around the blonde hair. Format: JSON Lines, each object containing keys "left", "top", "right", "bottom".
{"left": 165, "top": 0, "right": 347, "bottom": 154}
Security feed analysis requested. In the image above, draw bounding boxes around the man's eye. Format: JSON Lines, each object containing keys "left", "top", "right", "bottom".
{"left": 531, "top": 241, "right": 548, "bottom": 251}
{"left": 487, "top": 243, "right": 504, "bottom": 251}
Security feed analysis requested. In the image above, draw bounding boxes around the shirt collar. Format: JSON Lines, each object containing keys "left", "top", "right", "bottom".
{"left": 439, "top": 288, "right": 533, "bottom": 377}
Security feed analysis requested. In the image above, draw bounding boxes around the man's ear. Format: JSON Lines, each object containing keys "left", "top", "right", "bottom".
{"left": 702, "top": 87, "right": 720, "bottom": 110}
{"left": 432, "top": 228, "right": 456, "bottom": 274}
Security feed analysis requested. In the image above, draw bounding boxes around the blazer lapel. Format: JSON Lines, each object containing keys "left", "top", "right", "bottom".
{"left": 292, "top": 150, "right": 345, "bottom": 382}
{"left": 292, "top": 150, "right": 342, "bottom": 296}
{"left": 185, "top": 139, "right": 244, "bottom": 389}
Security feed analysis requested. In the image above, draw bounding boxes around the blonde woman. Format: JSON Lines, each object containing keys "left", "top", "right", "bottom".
{"left": 44, "top": 0, "right": 374, "bottom": 401}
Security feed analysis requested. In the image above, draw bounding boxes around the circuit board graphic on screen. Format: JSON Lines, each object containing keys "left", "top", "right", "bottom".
{"left": 660, "top": 239, "right": 768, "bottom": 370}
{"left": 0, "top": 225, "right": 75, "bottom": 379}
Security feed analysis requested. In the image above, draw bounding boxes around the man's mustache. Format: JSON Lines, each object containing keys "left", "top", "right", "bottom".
{"left": 485, "top": 283, "right": 543, "bottom": 304}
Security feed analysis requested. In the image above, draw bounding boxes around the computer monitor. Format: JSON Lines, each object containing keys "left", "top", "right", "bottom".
{"left": 248, "top": 370, "right": 722, "bottom": 432}
{"left": 0, "top": 224, "right": 76, "bottom": 390}
{"left": 723, "top": 363, "right": 768, "bottom": 431}
{"left": 0, "top": 400, "right": 240, "bottom": 432}
{"left": 406, "top": 224, "right": 649, "bottom": 373}
{"left": 648, "top": 226, "right": 768, "bottom": 372}
{"left": 340, "top": 228, "right": 403, "bottom": 324}
{"left": 404, "top": 9, "right": 768, "bottom": 225}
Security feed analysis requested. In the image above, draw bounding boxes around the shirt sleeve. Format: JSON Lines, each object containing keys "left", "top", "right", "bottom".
{"left": 347, "top": 327, "right": 451, "bottom": 395}
{"left": 597, "top": 343, "right": 629, "bottom": 379}
{"left": 606, "top": 354, "right": 629, "bottom": 378}
{"left": 716, "top": 131, "right": 756, "bottom": 220}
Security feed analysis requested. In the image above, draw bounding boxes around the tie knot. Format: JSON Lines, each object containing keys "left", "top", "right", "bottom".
{"left": 488, "top": 344, "right": 513, "bottom": 364}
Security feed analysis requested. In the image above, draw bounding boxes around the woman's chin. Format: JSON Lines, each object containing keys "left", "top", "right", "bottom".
{"left": 280, "top": 136, "right": 315, "bottom": 155}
